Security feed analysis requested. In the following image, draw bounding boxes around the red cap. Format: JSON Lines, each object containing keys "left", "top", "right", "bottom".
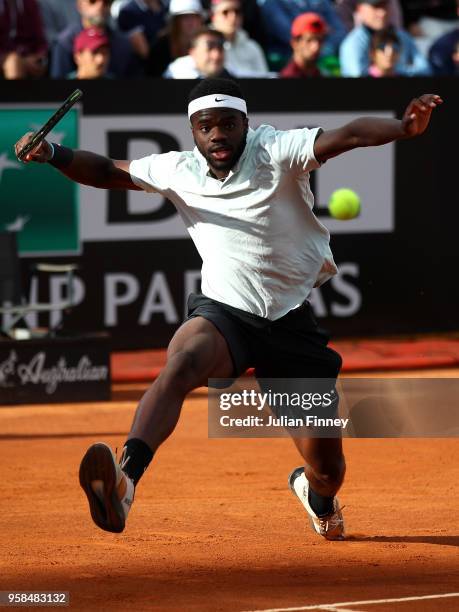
{"left": 291, "top": 12, "right": 328, "bottom": 37}
{"left": 74, "top": 28, "right": 110, "bottom": 53}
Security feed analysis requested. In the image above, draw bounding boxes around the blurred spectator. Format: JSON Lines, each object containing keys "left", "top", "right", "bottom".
{"left": 201, "top": 0, "right": 266, "bottom": 46}
{"left": 68, "top": 26, "right": 114, "bottom": 77}
{"left": 50, "top": 0, "right": 140, "bottom": 77}
{"left": 37, "top": 0, "right": 80, "bottom": 45}
{"left": 428, "top": 0, "right": 459, "bottom": 75}
{"left": 210, "top": 0, "right": 269, "bottom": 76}
{"left": 236, "top": 0, "right": 266, "bottom": 48}
{"left": 368, "top": 26, "right": 402, "bottom": 75}
{"left": 408, "top": 0, "right": 459, "bottom": 57}
{"left": 340, "top": 0, "right": 431, "bottom": 75}
{"left": 110, "top": 0, "right": 129, "bottom": 19}
{"left": 146, "top": 0, "right": 206, "bottom": 76}
{"left": 280, "top": 12, "right": 333, "bottom": 77}
{"left": 402, "top": 0, "right": 457, "bottom": 41}
{"left": 257, "top": 0, "right": 347, "bottom": 70}
{"left": 335, "top": 0, "right": 402, "bottom": 31}
{"left": 117, "top": 0, "right": 167, "bottom": 60}
{"left": 0, "top": 0, "right": 48, "bottom": 79}
{"left": 163, "top": 26, "right": 234, "bottom": 77}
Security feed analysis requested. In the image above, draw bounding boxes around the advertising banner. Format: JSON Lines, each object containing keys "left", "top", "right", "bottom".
{"left": 0, "top": 106, "right": 80, "bottom": 255}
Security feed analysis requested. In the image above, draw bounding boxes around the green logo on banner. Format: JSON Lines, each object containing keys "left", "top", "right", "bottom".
{"left": 0, "top": 107, "right": 79, "bottom": 256}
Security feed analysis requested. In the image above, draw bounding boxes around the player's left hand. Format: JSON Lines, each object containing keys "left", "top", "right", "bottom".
{"left": 14, "top": 131, "right": 53, "bottom": 163}
{"left": 401, "top": 94, "right": 443, "bottom": 138}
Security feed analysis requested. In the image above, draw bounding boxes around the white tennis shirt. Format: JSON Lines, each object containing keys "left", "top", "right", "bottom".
{"left": 129, "top": 124, "right": 338, "bottom": 320}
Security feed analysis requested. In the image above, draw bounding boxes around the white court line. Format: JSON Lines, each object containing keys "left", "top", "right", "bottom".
{"left": 242, "top": 591, "right": 459, "bottom": 612}
{"left": 317, "top": 607, "right": 364, "bottom": 612}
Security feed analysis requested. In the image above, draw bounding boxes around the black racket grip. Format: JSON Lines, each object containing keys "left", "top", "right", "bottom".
{"left": 17, "top": 89, "right": 82, "bottom": 161}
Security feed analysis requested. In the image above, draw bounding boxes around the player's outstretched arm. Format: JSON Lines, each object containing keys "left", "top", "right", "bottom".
{"left": 314, "top": 94, "right": 443, "bottom": 163}
{"left": 14, "top": 133, "right": 141, "bottom": 191}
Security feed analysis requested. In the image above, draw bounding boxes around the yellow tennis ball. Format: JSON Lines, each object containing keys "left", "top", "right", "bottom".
{"left": 328, "top": 188, "right": 361, "bottom": 220}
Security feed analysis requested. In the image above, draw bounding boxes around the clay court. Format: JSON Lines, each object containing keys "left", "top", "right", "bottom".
{"left": 1, "top": 364, "right": 459, "bottom": 612}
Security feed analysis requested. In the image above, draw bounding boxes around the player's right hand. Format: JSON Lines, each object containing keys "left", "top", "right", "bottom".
{"left": 14, "top": 132, "right": 53, "bottom": 163}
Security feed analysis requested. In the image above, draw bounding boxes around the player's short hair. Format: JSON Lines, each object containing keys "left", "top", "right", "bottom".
{"left": 188, "top": 77, "right": 245, "bottom": 104}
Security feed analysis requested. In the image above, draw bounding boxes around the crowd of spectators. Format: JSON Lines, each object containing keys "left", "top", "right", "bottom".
{"left": 1, "top": 0, "right": 458, "bottom": 79}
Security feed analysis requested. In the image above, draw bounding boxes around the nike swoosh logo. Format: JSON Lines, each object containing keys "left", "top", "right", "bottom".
{"left": 215, "top": 97, "right": 226, "bottom": 102}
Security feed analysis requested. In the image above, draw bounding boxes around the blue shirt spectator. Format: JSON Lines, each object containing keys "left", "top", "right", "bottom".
{"left": 428, "top": 27, "right": 459, "bottom": 75}
{"left": 117, "top": 0, "right": 167, "bottom": 60}
{"left": 340, "top": 0, "right": 431, "bottom": 75}
{"left": 335, "top": 0, "right": 402, "bottom": 31}
{"left": 257, "top": 0, "right": 347, "bottom": 62}
{"left": 37, "top": 0, "right": 80, "bottom": 45}
{"left": 117, "top": 0, "right": 166, "bottom": 43}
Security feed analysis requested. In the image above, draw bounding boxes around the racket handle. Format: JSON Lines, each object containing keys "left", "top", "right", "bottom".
{"left": 17, "top": 131, "right": 48, "bottom": 161}
{"left": 16, "top": 89, "right": 82, "bottom": 161}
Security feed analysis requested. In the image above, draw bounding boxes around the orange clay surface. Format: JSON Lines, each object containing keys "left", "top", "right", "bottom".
{"left": 1, "top": 371, "right": 459, "bottom": 612}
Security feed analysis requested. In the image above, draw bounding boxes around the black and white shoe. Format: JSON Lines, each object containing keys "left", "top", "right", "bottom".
{"left": 289, "top": 467, "right": 345, "bottom": 541}
{"left": 79, "top": 442, "right": 134, "bottom": 533}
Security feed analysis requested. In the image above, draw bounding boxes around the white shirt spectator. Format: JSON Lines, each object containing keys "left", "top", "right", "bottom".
{"left": 222, "top": 28, "right": 270, "bottom": 76}
{"left": 163, "top": 53, "right": 201, "bottom": 77}
{"left": 163, "top": 28, "right": 233, "bottom": 78}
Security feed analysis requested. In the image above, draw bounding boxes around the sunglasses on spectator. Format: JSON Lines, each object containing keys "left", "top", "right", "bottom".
{"left": 87, "top": 0, "right": 112, "bottom": 5}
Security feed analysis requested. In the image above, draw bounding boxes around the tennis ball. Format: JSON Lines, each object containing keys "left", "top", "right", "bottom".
{"left": 328, "top": 188, "right": 361, "bottom": 220}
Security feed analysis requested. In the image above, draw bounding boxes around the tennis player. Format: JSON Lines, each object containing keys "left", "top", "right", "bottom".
{"left": 15, "top": 79, "right": 442, "bottom": 540}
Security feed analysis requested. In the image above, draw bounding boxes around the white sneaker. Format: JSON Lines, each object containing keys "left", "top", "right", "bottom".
{"left": 79, "top": 442, "right": 135, "bottom": 533}
{"left": 288, "top": 467, "right": 345, "bottom": 541}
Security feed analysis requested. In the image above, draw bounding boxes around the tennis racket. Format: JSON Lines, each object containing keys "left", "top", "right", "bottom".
{"left": 16, "top": 89, "right": 83, "bottom": 161}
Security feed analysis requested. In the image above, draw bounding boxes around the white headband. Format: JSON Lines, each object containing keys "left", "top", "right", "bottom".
{"left": 188, "top": 94, "right": 247, "bottom": 119}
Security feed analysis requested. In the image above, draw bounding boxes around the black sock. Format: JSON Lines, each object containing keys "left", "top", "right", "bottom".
{"left": 121, "top": 438, "right": 153, "bottom": 486}
{"left": 308, "top": 487, "right": 334, "bottom": 517}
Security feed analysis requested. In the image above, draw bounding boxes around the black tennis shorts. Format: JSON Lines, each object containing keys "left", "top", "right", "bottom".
{"left": 186, "top": 293, "right": 342, "bottom": 380}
